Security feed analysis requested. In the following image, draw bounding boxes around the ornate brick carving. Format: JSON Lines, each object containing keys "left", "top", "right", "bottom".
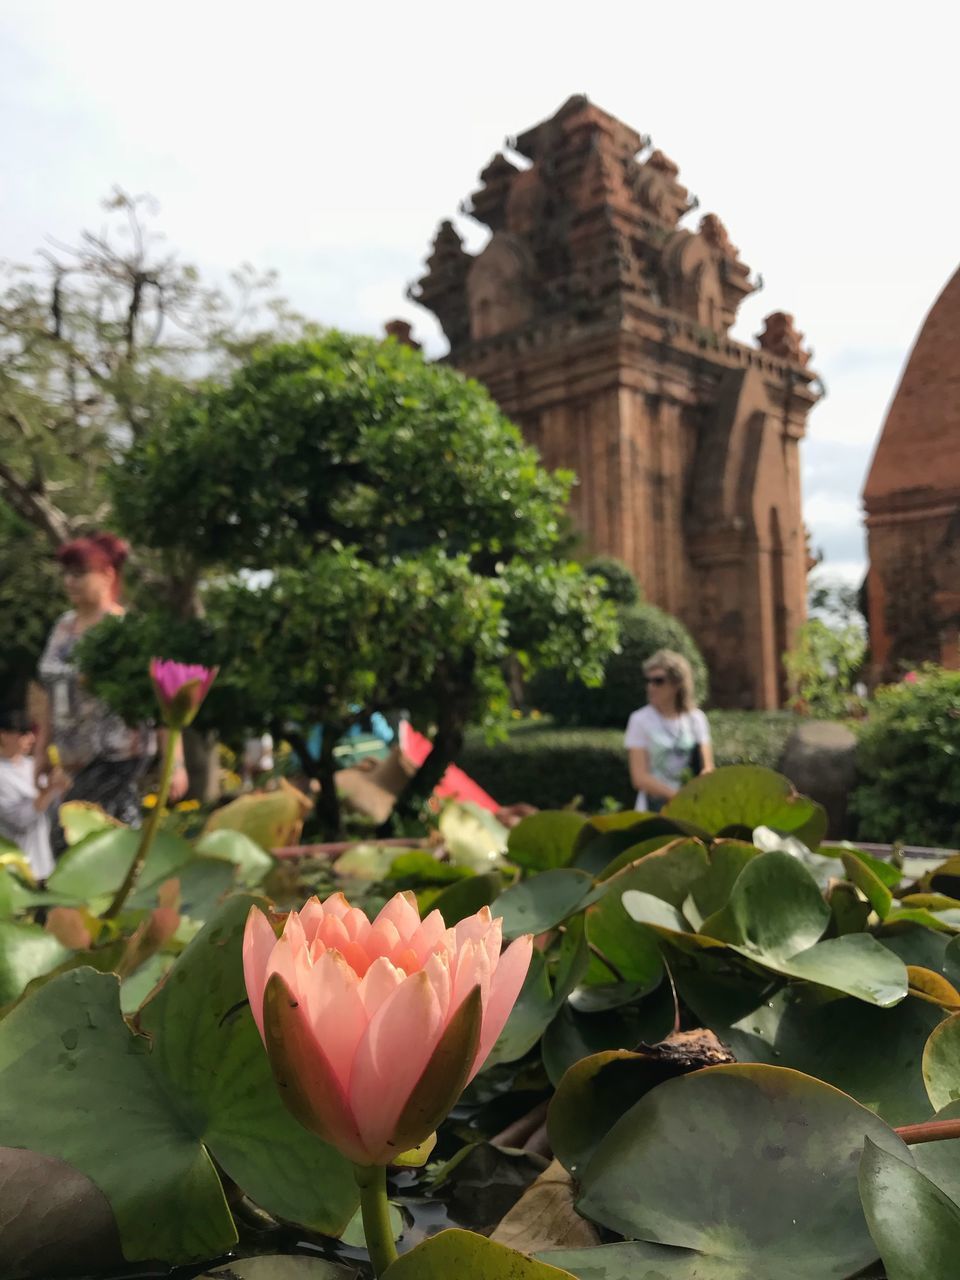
{"left": 410, "top": 97, "right": 822, "bottom": 707}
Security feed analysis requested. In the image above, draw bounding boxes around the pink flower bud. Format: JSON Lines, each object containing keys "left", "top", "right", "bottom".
{"left": 243, "top": 891, "right": 532, "bottom": 1166}
{"left": 149, "top": 658, "right": 218, "bottom": 728}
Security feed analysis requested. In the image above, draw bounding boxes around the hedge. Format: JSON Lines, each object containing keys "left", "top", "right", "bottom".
{"left": 459, "top": 711, "right": 801, "bottom": 811}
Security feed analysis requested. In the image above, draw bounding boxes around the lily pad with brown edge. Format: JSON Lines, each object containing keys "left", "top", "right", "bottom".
{"left": 678, "top": 973, "right": 942, "bottom": 1127}
{"left": 380, "top": 1228, "right": 578, "bottom": 1280}
{"left": 859, "top": 1137, "right": 960, "bottom": 1280}
{"left": 548, "top": 1032, "right": 735, "bottom": 1176}
{"left": 576, "top": 1063, "right": 910, "bottom": 1280}
{"left": 663, "top": 765, "right": 827, "bottom": 848}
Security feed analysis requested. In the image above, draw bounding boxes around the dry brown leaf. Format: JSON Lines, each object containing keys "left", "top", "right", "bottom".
{"left": 490, "top": 1159, "right": 599, "bottom": 1253}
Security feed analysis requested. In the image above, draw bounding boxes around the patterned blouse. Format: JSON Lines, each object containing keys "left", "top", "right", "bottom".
{"left": 38, "top": 611, "right": 155, "bottom": 769}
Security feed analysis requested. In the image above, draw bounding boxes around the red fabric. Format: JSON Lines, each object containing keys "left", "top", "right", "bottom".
{"left": 399, "top": 722, "right": 499, "bottom": 811}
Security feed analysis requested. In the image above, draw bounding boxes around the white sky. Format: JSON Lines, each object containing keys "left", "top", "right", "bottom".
{"left": 2, "top": 0, "right": 957, "bottom": 585}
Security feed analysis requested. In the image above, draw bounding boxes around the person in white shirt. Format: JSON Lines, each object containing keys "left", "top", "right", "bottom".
{"left": 623, "top": 649, "right": 714, "bottom": 812}
{"left": 0, "top": 709, "right": 68, "bottom": 881}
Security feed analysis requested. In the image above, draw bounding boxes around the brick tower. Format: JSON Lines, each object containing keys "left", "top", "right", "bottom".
{"left": 409, "top": 96, "right": 820, "bottom": 707}
{"left": 863, "top": 265, "right": 960, "bottom": 679}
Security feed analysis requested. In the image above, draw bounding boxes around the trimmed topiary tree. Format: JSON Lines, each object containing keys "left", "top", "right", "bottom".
{"left": 528, "top": 600, "right": 708, "bottom": 728}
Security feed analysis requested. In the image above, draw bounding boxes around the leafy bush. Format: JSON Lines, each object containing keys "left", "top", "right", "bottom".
{"left": 583, "top": 555, "right": 640, "bottom": 607}
{"left": 783, "top": 618, "right": 866, "bottom": 717}
{"left": 528, "top": 601, "right": 708, "bottom": 727}
{"left": 459, "top": 712, "right": 800, "bottom": 810}
{"left": 853, "top": 667, "right": 960, "bottom": 847}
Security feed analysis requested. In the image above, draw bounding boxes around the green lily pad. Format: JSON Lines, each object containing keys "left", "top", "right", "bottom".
{"left": 541, "top": 984, "right": 676, "bottom": 1088}
{"left": 487, "top": 924, "right": 589, "bottom": 1067}
{"left": 381, "top": 1227, "right": 577, "bottom": 1279}
{"left": 577, "top": 1063, "right": 909, "bottom": 1280}
{"left": 57, "top": 801, "right": 123, "bottom": 846}
{"left": 840, "top": 852, "right": 893, "bottom": 918}
{"left": 923, "top": 1011, "right": 960, "bottom": 1111}
{"left": 594, "top": 835, "right": 678, "bottom": 882}
{"left": 912, "top": 1100, "right": 960, "bottom": 1205}
{"left": 681, "top": 975, "right": 941, "bottom": 1126}
{"left": 700, "top": 851, "right": 829, "bottom": 957}
{"left": 664, "top": 766, "right": 826, "bottom": 848}
{"left": 507, "top": 812, "right": 589, "bottom": 872}
{"left": 494, "top": 869, "right": 594, "bottom": 940}
{"left": 130, "top": 855, "right": 237, "bottom": 920}
{"left": 695, "top": 852, "right": 907, "bottom": 1005}
{"left": 859, "top": 1137, "right": 960, "bottom": 1280}
{"left": 48, "top": 827, "right": 194, "bottom": 901}
{"left": 689, "top": 841, "right": 759, "bottom": 919}
{"left": 620, "top": 892, "right": 724, "bottom": 954}
{"left": 540, "top": 1240, "right": 770, "bottom": 1279}
{"left": 944, "top": 934, "right": 960, "bottom": 987}
{"left": 339, "top": 1200, "right": 404, "bottom": 1249}
{"left": 0, "top": 922, "right": 70, "bottom": 1005}
{"left": 429, "top": 871, "right": 504, "bottom": 926}
{"left": 0, "top": 967, "right": 235, "bottom": 1263}
{"left": 202, "top": 1259, "right": 358, "bottom": 1279}
{"left": 137, "top": 894, "right": 357, "bottom": 1237}
{"left": 195, "top": 828, "right": 275, "bottom": 886}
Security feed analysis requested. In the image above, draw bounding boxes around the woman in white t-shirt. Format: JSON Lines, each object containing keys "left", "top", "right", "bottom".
{"left": 624, "top": 649, "right": 714, "bottom": 812}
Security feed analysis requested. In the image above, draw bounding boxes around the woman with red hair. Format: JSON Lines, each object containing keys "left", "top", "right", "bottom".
{"left": 35, "top": 532, "right": 187, "bottom": 852}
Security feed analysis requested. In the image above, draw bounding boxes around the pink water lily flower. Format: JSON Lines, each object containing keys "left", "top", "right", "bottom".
{"left": 149, "top": 658, "right": 218, "bottom": 728}
{"left": 244, "top": 891, "right": 532, "bottom": 1166}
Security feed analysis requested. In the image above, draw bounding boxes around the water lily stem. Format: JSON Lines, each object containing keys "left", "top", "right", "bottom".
{"left": 354, "top": 1163, "right": 398, "bottom": 1276}
{"left": 896, "top": 1118, "right": 960, "bottom": 1145}
{"left": 103, "top": 728, "right": 181, "bottom": 920}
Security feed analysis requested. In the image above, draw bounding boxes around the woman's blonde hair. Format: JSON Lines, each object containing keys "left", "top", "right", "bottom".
{"left": 643, "top": 649, "right": 696, "bottom": 713}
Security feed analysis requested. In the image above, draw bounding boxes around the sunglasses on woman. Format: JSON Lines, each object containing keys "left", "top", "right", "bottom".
{"left": 646, "top": 675, "right": 669, "bottom": 686}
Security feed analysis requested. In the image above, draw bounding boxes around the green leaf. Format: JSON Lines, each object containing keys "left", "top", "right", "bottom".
{"left": 594, "top": 835, "right": 677, "bottom": 881}
{"left": 860, "top": 1137, "right": 960, "bottom": 1280}
{"left": 923, "top": 1012, "right": 960, "bottom": 1111}
{"left": 131, "top": 855, "right": 237, "bottom": 919}
{"left": 57, "top": 800, "right": 123, "bottom": 846}
{"left": 430, "top": 871, "right": 503, "bottom": 926}
{"left": 912, "top": 1100, "right": 960, "bottom": 1205}
{"left": 549, "top": 1044, "right": 690, "bottom": 1176}
{"left": 494, "top": 869, "right": 593, "bottom": 940}
{"left": 695, "top": 851, "right": 908, "bottom": 1005}
{"left": 833, "top": 842, "right": 902, "bottom": 890}
{"left": 582, "top": 846, "right": 710, "bottom": 993}
{"left": 0, "top": 922, "right": 70, "bottom": 1005}
{"left": 840, "top": 851, "right": 893, "bottom": 918}
{"left": 202, "top": 1260, "right": 359, "bottom": 1279}
{"left": 195, "top": 828, "right": 276, "bottom": 886}
{"left": 682, "top": 976, "right": 941, "bottom": 1126}
{"left": 137, "top": 894, "right": 358, "bottom": 1237}
{"left": 507, "top": 812, "right": 589, "bottom": 871}
{"left": 689, "top": 841, "right": 758, "bottom": 918}
{"left": 664, "top": 765, "right": 826, "bottom": 847}
{"left": 339, "top": 1201, "right": 404, "bottom": 1249}
{"left": 381, "top": 1228, "right": 577, "bottom": 1280}
{"left": 699, "top": 851, "right": 829, "bottom": 958}
{"left": 487, "top": 924, "right": 589, "bottom": 1067}
{"left": 541, "top": 984, "right": 676, "bottom": 1088}
{"left": 540, "top": 1240, "right": 764, "bottom": 1279}
{"left": 577, "top": 1063, "right": 910, "bottom": 1280}
{"left": 944, "top": 934, "right": 960, "bottom": 988}
{"left": 48, "top": 827, "right": 194, "bottom": 901}
{"left": 0, "top": 967, "right": 235, "bottom": 1263}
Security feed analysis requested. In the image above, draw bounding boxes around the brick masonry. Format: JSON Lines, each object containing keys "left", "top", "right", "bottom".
{"left": 405, "top": 96, "right": 821, "bottom": 708}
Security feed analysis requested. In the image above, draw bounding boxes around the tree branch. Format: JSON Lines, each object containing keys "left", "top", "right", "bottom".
{"left": 0, "top": 453, "right": 71, "bottom": 545}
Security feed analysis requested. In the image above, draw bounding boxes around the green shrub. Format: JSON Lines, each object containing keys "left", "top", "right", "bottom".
{"left": 528, "top": 601, "right": 708, "bottom": 726}
{"left": 853, "top": 667, "right": 960, "bottom": 847}
{"left": 584, "top": 556, "right": 640, "bottom": 607}
{"left": 783, "top": 618, "right": 866, "bottom": 718}
{"left": 459, "top": 711, "right": 799, "bottom": 811}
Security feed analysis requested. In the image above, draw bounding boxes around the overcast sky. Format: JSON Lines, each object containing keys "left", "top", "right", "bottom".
{"left": 2, "top": 0, "right": 957, "bottom": 584}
